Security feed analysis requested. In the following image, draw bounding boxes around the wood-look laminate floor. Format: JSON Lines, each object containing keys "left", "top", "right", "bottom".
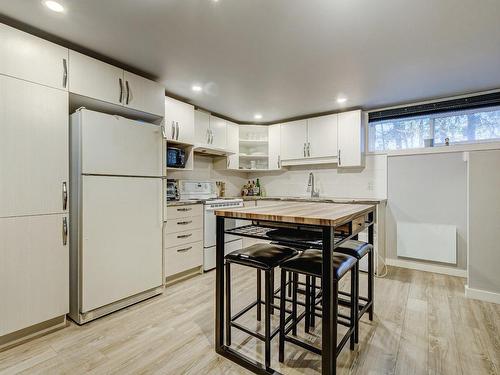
{"left": 1, "top": 266, "right": 499, "bottom": 375}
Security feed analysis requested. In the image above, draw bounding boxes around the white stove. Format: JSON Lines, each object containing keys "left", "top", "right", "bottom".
{"left": 178, "top": 180, "right": 243, "bottom": 271}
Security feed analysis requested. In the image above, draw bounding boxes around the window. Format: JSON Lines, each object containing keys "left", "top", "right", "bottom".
{"left": 368, "top": 106, "right": 500, "bottom": 152}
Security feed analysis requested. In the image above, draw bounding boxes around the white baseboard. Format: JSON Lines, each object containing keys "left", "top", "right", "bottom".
{"left": 386, "top": 258, "right": 467, "bottom": 278}
{"left": 465, "top": 285, "right": 500, "bottom": 305}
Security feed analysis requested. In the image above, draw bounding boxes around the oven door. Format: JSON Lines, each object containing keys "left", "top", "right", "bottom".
{"left": 204, "top": 205, "right": 242, "bottom": 248}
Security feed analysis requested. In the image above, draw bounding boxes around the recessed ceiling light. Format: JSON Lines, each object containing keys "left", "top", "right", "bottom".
{"left": 192, "top": 85, "right": 202, "bottom": 92}
{"left": 43, "top": 0, "right": 64, "bottom": 12}
{"left": 254, "top": 114, "right": 262, "bottom": 120}
{"left": 337, "top": 97, "right": 347, "bottom": 104}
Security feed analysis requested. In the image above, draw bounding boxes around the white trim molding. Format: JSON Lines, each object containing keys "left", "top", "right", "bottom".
{"left": 465, "top": 285, "right": 500, "bottom": 305}
{"left": 386, "top": 258, "right": 467, "bottom": 278}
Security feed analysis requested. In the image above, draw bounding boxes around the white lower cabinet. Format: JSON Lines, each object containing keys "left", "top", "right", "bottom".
{"left": 164, "top": 204, "right": 203, "bottom": 279}
{"left": 0, "top": 214, "right": 69, "bottom": 336}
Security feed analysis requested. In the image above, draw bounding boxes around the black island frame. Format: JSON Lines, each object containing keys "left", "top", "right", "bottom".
{"left": 215, "top": 206, "right": 375, "bottom": 375}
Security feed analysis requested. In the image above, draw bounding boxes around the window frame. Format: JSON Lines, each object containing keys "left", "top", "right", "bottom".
{"left": 366, "top": 104, "right": 500, "bottom": 154}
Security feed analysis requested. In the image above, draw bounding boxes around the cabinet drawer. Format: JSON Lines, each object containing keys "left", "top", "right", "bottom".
{"left": 165, "top": 241, "right": 203, "bottom": 277}
{"left": 165, "top": 228, "right": 203, "bottom": 248}
{"left": 166, "top": 215, "right": 203, "bottom": 234}
{"left": 166, "top": 204, "right": 203, "bottom": 220}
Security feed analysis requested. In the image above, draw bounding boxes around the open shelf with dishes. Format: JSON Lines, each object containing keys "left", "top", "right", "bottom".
{"left": 238, "top": 125, "right": 270, "bottom": 170}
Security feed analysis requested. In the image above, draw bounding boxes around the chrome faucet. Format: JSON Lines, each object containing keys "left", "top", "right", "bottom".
{"left": 307, "top": 172, "right": 319, "bottom": 198}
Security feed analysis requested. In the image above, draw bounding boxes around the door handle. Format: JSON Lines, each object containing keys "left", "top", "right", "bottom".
{"left": 307, "top": 142, "right": 311, "bottom": 157}
{"left": 62, "top": 217, "right": 68, "bottom": 246}
{"left": 278, "top": 155, "right": 281, "bottom": 168}
{"left": 125, "top": 80, "right": 131, "bottom": 104}
{"left": 161, "top": 124, "right": 167, "bottom": 139}
{"left": 177, "top": 233, "right": 192, "bottom": 239}
{"left": 171, "top": 121, "right": 175, "bottom": 139}
{"left": 177, "top": 207, "right": 192, "bottom": 212}
{"left": 176, "top": 122, "right": 180, "bottom": 140}
{"left": 177, "top": 220, "right": 193, "bottom": 225}
{"left": 177, "top": 246, "right": 192, "bottom": 253}
{"left": 303, "top": 143, "right": 306, "bottom": 157}
{"left": 62, "top": 58, "right": 68, "bottom": 88}
{"left": 119, "top": 78, "right": 124, "bottom": 103}
{"left": 227, "top": 158, "right": 230, "bottom": 168}
{"left": 338, "top": 149, "right": 341, "bottom": 166}
{"left": 62, "top": 181, "right": 68, "bottom": 210}
{"left": 207, "top": 129, "right": 210, "bottom": 144}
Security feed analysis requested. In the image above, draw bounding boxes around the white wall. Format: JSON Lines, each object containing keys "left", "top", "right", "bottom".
{"left": 247, "top": 154, "right": 387, "bottom": 199}
{"left": 167, "top": 154, "right": 247, "bottom": 197}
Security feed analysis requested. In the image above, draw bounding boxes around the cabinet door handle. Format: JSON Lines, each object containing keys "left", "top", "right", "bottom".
{"left": 177, "top": 207, "right": 192, "bottom": 212}
{"left": 303, "top": 143, "right": 306, "bottom": 157}
{"left": 338, "top": 149, "right": 341, "bottom": 166}
{"left": 278, "top": 155, "right": 281, "bottom": 168}
{"left": 62, "top": 217, "right": 68, "bottom": 246}
{"left": 176, "top": 122, "right": 180, "bottom": 140}
{"left": 171, "top": 121, "right": 175, "bottom": 139}
{"left": 177, "top": 246, "right": 192, "bottom": 253}
{"left": 210, "top": 129, "right": 214, "bottom": 144}
{"left": 161, "top": 124, "right": 167, "bottom": 139}
{"left": 125, "top": 80, "right": 131, "bottom": 104}
{"left": 177, "top": 220, "right": 192, "bottom": 225}
{"left": 62, "top": 58, "right": 68, "bottom": 88}
{"left": 307, "top": 142, "right": 311, "bottom": 157}
{"left": 62, "top": 181, "right": 68, "bottom": 210}
{"left": 177, "top": 233, "right": 192, "bottom": 239}
{"left": 119, "top": 78, "right": 124, "bottom": 103}
{"left": 207, "top": 129, "right": 210, "bottom": 144}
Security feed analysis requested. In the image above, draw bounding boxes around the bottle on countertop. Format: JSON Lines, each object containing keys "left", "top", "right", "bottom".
{"left": 255, "top": 178, "right": 261, "bottom": 196}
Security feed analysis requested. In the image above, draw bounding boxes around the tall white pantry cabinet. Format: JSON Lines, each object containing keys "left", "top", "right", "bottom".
{"left": 0, "top": 24, "right": 69, "bottom": 340}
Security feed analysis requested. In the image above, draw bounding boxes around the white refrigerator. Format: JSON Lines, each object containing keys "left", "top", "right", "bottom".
{"left": 69, "top": 109, "right": 164, "bottom": 324}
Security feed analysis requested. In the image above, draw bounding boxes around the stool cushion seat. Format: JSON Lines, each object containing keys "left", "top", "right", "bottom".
{"left": 280, "top": 250, "right": 356, "bottom": 279}
{"left": 335, "top": 240, "right": 372, "bottom": 259}
{"left": 225, "top": 243, "right": 298, "bottom": 270}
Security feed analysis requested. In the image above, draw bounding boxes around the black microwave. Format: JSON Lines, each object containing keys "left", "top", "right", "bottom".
{"left": 167, "top": 147, "right": 186, "bottom": 168}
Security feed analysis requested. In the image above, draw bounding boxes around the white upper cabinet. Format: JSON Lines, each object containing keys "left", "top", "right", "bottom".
{"left": 210, "top": 116, "right": 227, "bottom": 149}
{"left": 268, "top": 124, "right": 281, "bottom": 170}
{"left": 307, "top": 114, "right": 338, "bottom": 159}
{"left": 0, "top": 23, "right": 69, "bottom": 90}
{"left": 225, "top": 121, "right": 239, "bottom": 169}
{"left": 164, "top": 96, "right": 195, "bottom": 143}
{"left": 69, "top": 50, "right": 124, "bottom": 106}
{"left": 68, "top": 50, "right": 164, "bottom": 117}
{"left": 338, "top": 110, "right": 364, "bottom": 167}
{"left": 0, "top": 76, "right": 68, "bottom": 218}
{"left": 280, "top": 119, "right": 308, "bottom": 160}
{"left": 194, "top": 110, "right": 211, "bottom": 144}
{"left": 123, "top": 71, "right": 164, "bottom": 117}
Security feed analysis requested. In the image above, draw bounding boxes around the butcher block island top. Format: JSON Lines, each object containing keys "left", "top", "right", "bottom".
{"left": 215, "top": 201, "right": 375, "bottom": 226}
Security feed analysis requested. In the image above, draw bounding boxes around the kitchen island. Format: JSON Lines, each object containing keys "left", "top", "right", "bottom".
{"left": 214, "top": 201, "right": 375, "bottom": 375}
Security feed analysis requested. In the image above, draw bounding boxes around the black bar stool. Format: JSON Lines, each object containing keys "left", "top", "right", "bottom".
{"left": 225, "top": 243, "right": 298, "bottom": 368}
{"left": 278, "top": 250, "right": 358, "bottom": 366}
{"left": 334, "top": 240, "right": 374, "bottom": 342}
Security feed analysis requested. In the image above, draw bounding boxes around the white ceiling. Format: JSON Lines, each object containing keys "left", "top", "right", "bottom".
{"left": 1, "top": 0, "right": 500, "bottom": 122}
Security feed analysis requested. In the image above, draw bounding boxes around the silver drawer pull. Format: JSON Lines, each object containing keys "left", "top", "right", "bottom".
{"left": 177, "top": 233, "right": 192, "bottom": 239}
{"left": 177, "top": 207, "right": 192, "bottom": 212}
{"left": 177, "top": 220, "right": 192, "bottom": 225}
{"left": 177, "top": 246, "right": 192, "bottom": 253}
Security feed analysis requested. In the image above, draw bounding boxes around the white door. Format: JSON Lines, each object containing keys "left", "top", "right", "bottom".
{"left": 210, "top": 116, "right": 227, "bottom": 149}
{"left": 0, "top": 214, "right": 69, "bottom": 336}
{"left": 0, "top": 23, "right": 69, "bottom": 90}
{"left": 268, "top": 124, "right": 281, "bottom": 170}
{"left": 165, "top": 96, "right": 195, "bottom": 143}
{"left": 338, "top": 110, "right": 363, "bottom": 167}
{"left": 194, "top": 110, "right": 210, "bottom": 145}
{"left": 81, "top": 175, "right": 163, "bottom": 312}
{"left": 77, "top": 110, "right": 162, "bottom": 177}
{"left": 307, "top": 114, "right": 338, "bottom": 158}
{"left": 226, "top": 121, "right": 239, "bottom": 169}
{"left": 280, "top": 119, "right": 308, "bottom": 160}
{"left": 123, "top": 71, "right": 165, "bottom": 117}
{"left": 68, "top": 50, "right": 124, "bottom": 106}
{"left": 0, "top": 76, "right": 68, "bottom": 218}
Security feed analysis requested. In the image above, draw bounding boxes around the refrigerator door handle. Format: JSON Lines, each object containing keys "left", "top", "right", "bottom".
{"left": 62, "top": 181, "right": 68, "bottom": 210}
{"left": 62, "top": 217, "right": 68, "bottom": 246}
